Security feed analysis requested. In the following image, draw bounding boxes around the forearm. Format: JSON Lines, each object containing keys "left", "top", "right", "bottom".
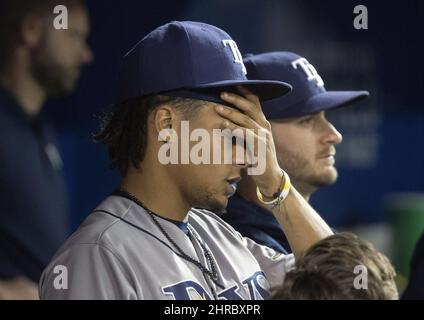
{"left": 271, "top": 186, "right": 333, "bottom": 258}
{"left": 259, "top": 171, "right": 333, "bottom": 258}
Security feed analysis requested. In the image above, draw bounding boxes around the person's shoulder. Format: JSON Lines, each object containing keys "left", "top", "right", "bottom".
{"left": 39, "top": 196, "right": 141, "bottom": 299}
{"left": 55, "top": 195, "right": 138, "bottom": 252}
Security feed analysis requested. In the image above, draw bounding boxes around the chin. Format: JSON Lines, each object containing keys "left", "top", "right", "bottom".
{"left": 316, "top": 168, "right": 339, "bottom": 186}
{"left": 45, "top": 80, "right": 75, "bottom": 97}
{"left": 62, "top": 78, "right": 78, "bottom": 93}
{"left": 206, "top": 196, "right": 228, "bottom": 216}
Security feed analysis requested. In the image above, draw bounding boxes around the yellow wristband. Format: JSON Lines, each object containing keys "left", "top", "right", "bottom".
{"left": 256, "top": 170, "right": 291, "bottom": 208}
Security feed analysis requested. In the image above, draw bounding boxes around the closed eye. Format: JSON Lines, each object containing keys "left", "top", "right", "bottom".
{"left": 298, "top": 116, "right": 315, "bottom": 126}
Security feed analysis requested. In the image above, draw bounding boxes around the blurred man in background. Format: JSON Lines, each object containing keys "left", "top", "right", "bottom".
{"left": 0, "top": 0, "right": 92, "bottom": 299}
{"left": 224, "top": 52, "right": 369, "bottom": 253}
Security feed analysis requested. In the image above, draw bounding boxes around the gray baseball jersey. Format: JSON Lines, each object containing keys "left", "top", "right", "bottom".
{"left": 39, "top": 193, "right": 294, "bottom": 300}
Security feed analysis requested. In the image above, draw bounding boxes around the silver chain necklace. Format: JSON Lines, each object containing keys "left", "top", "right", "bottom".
{"left": 115, "top": 189, "right": 223, "bottom": 290}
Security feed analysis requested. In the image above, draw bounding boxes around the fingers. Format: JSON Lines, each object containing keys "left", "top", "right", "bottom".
{"left": 236, "top": 86, "right": 261, "bottom": 105}
{"left": 219, "top": 114, "right": 266, "bottom": 161}
{"left": 220, "top": 87, "right": 268, "bottom": 127}
{"left": 220, "top": 91, "right": 258, "bottom": 121}
{"left": 215, "top": 105, "right": 259, "bottom": 130}
{"left": 214, "top": 99, "right": 270, "bottom": 163}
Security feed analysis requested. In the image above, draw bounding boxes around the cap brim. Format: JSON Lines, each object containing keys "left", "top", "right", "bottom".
{"left": 264, "top": 90, "right": 369, "bottom": 119}
{"left": 162, "top": 80, "right": 292, "bottom": 107}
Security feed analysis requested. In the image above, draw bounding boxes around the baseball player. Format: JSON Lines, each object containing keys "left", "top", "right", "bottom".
{"left": 224, "top": 52, "right": 369, "bottom": 253}
{"left": 39, "top": 21, "right": 333, "bottom": 300}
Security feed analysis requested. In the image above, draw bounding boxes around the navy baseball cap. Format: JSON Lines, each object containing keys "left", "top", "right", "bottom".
{"left": 116, "top": 21, "right": 292, "bottom": 106}
{"left": 243, "top": 51, "right": 369, "bottom": 119}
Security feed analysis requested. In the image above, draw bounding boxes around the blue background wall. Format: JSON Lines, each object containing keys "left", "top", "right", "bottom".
{"left": 41, "top": 0, "right": 424, "bottom": 231}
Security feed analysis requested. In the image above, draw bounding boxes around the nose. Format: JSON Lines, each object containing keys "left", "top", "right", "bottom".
{"left": 81, "top": 43, "right": 93, "bottom": 64}
{"left": 236, "top": 161, "right": 249, "bottom": 170}
{"left": 231, "top": 143, "right": 250, "bottom": 169}
{"left": 233, "top": 150, "right": 250, "bottom": 169}
{"left": 322, "top": 121, "right": 343, "bottom": 145}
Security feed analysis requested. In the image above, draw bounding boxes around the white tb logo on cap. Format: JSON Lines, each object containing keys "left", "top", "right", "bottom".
{"left": 222, "top": 40, "right": 247, "bottom": 75}
{"left": 291, "top": 57, "right": 324, "bottom": 87}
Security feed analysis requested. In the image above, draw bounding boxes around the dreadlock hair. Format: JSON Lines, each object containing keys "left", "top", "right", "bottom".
{"left": 94, "top": 95, "right": 205, "bottom": 176}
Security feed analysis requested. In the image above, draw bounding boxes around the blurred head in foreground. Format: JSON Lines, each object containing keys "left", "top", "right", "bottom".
{"left": 274, "top": 232, "right": 398, "bottom": 300}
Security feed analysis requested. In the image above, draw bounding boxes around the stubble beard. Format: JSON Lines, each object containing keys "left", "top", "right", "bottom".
{"left": 279, "top": 152, "right": 339, "bottom": 198}
{"left": 29, "top": 38, "right": 77, "bottom": 97}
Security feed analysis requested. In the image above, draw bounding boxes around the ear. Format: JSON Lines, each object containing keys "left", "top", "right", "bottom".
{"left": 20, "top": 13, "right": 45, "bottom": 48}
{"left": 154, "top": 105, "right": 176, "bottom": 140}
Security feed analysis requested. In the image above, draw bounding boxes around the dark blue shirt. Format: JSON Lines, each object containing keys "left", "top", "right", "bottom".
{"left": 402, "top": 231, "right": 424, "bottom": 300}
{"left": 0, "top": 87, "right": 69, "bottom": 282}
{"left": 223, "top": 193, "right": 290, "bottom": 254}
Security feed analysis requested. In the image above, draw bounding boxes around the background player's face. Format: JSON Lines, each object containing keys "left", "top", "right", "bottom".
{"left": 30, "top": 5, "right": 93, "bottom": 97}
{"left": 167, "top": 103, "right": 245, "bottom": 214}
{"left": 270, "top": 111, "right": 342, "bottom": 195}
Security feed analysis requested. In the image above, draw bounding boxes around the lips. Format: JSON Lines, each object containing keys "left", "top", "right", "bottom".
{"left": 320, "top": 154, "right": 335, "bottom": 159}
{"left": 227, "top": 176, "right": 241, "bottom": 184}
{"left": 226, "top": 176, "right": 241, "bottom": 197}
{"left": 228, "top": 182, "right": 237, "bottom": 197}
{"left": 317, "top": 148, "right": 336, "bottom": 159}
{"left": 319, "top": 155, "right": 335, "bottom": 166}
